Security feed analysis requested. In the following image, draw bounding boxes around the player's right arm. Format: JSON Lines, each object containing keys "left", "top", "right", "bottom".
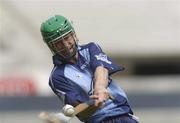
{"left": 88, "top": 42, "right": 125, "bottom": 106}
{"left": 90, "top": 66, "right": 110, "bottom": 107}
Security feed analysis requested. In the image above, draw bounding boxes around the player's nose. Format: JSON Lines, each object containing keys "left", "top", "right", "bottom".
{"left": 62, "top": 40, "right": 71, "bottom": 49}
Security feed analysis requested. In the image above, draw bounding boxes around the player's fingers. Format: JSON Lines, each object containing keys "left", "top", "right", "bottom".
{"left": 90, "top": 93, "right": 108, "bottom": 107}
{"left": 93, "top": 89, "right": 112, "bottom": 101}
{"left": 89, "top": 95, "right": 100, "bottom": 107}
{"left": 89, "top": 96, "right": 102, "bottom": 106}
{"left": 89, "top": 95, "right": 98, "bottom": 99}
{"left": 95, "top": 99, "right": 104, "bottom": 107}
{"left": 94, "top": 95, "right": 107, "bottom": 106}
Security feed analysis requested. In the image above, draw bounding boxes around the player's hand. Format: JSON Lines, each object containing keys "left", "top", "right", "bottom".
{"left": 90, "top": 88, "right": 110, "bottom": 107}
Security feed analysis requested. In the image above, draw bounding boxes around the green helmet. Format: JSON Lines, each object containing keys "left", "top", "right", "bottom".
{"left": 40, "top": 15, "right": 75, "bottom": 53}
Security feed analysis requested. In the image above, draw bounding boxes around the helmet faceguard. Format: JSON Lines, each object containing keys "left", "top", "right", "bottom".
{"left": 49, "top": 32, "right": 78, "bottom": 60}
{"left": 40, "top": 15, "right": 78, "bottom": 61}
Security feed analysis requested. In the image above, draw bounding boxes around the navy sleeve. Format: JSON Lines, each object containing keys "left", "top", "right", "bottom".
{"left": 88, "top": 42, "right": 124, "bottom": 75}
{"left": 49, "top": 69, "right": 89, "bottom": 106}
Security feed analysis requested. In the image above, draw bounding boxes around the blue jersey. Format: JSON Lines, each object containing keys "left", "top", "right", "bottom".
{"left": 49, "top": 42, "right": 133, "bottom": 123}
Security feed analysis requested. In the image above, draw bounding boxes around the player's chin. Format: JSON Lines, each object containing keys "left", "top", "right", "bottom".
{"left": 71, "top": 45, "right": 77, "bottom": 52}
{"left": 69, "top": 48, "right": 74, "bottom": 53}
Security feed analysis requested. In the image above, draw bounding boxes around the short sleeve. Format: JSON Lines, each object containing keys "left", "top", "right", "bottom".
{"left": 88, "top": 42, "right": 124, "bottom": 75}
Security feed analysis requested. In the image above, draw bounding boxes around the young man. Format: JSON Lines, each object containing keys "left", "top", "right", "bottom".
{"left": 40, "top": 15, "right": 139, "bottom": 123}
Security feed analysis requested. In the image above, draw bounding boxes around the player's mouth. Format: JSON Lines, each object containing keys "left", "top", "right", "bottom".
{"left": 62, "top": 45, "right": 75, "bottom": 55}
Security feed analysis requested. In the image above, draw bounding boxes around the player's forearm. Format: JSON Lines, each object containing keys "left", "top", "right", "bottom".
{"left": 94, "top": 66, "right": 109, "bottom": 91}
{"left": 92, "top": 66, "right": 110, "bottom": 106}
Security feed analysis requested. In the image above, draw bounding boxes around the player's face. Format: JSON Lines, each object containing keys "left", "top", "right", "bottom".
{"left": 52, "top": 32, "right": 77, "bottom": 59}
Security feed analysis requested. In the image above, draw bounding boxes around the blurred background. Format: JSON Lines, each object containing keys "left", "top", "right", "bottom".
{"left": 0, "top": 0, "right": 180, "bottom": 123}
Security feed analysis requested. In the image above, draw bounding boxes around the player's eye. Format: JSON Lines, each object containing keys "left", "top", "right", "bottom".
{"left": 63, "top": 32, "right": 73, "bottom": 41}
